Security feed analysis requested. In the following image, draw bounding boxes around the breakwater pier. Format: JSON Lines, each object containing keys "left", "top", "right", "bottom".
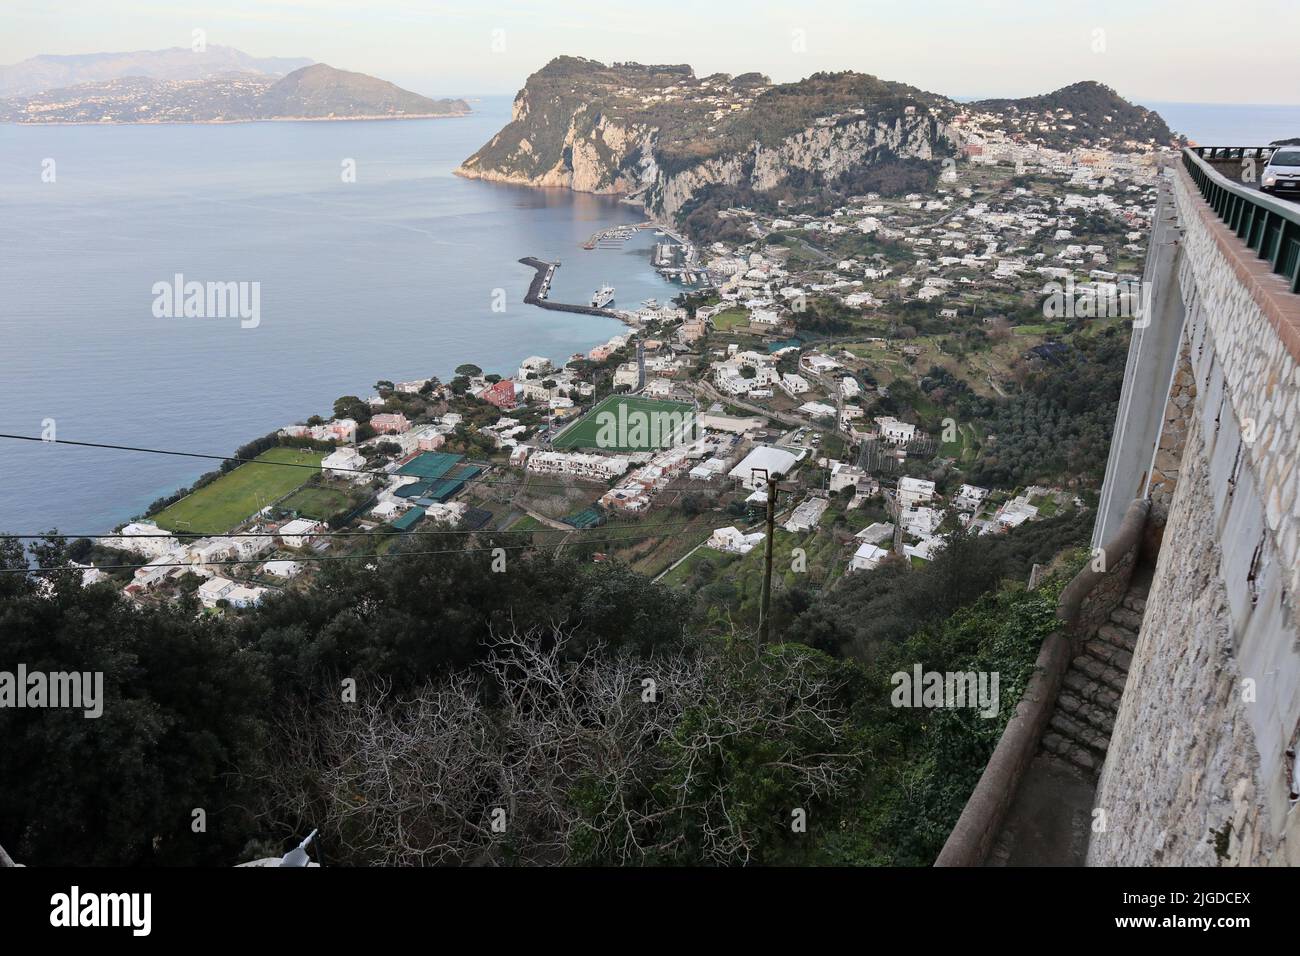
{"left": 519, "top": 257, "right": 622, "bottom": 319}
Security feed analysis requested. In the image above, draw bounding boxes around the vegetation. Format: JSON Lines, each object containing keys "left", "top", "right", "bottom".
{"left": 0, "top": 501, "right": 1091, "bottom": 866}
{"left": 968, "top": 81, "right": 1174, "bottom": 148}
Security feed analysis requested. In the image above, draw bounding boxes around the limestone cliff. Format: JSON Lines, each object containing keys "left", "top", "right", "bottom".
{"left": 455, "top": 58, "right": 956, "bottom": 219}
{"left": 456, "top": 58, "right": 1171, "bottom": 224}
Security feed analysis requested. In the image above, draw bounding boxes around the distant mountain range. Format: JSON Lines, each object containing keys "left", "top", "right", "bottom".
{"left": 0, "top": 44, "right": 315, "bottom": 97}
{"left": 0, "top": 61, "right": 470, "bottom": 124}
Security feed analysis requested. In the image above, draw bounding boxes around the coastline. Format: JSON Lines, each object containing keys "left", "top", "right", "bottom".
{"left": 1, "top": 114, "right": 694, "bottom": 536}
{"left": 453, "top": 163, "right": 629, "bottom": 196}
{"left": 113, "top": 230, "right": 685, "bottom": 532}
{"left": 2, "top": 111, "right": 472, "bottom": 127}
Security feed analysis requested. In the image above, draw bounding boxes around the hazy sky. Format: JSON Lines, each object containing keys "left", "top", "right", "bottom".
{"left": 4, "top": 0, "right": 1297, "bottom": 104}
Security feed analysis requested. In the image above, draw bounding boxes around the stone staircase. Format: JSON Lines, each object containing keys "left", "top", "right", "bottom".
{"left": 1039, "top": 578, "right": 1148, "bottom": 778}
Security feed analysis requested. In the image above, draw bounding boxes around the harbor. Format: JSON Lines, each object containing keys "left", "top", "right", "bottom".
{"left": 581, "top": 221, "right": 654, "bottom": 250}
{"left": 579, "top": 218, "right": 708, "bottom": 286}
{"left": 519, "top": 257, "right": 624, "bottom": 320}
{"left": 650, "top": 223, "right": 705, "bottom": 284}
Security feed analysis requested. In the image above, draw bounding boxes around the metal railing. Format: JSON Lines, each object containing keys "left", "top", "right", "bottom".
{"left": 1190, "top": 145, "right": 1276, "bottom": 163}
{"left": 1183, "top": 147, "right": 1300, "bottom": 293}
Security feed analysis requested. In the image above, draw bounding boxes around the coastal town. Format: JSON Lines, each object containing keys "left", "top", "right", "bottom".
{"left": 14, "top": 0, "right": 1300, "bottom": 887}
{"left": 68, "top": 104, "right": 1160, "bottom": 620}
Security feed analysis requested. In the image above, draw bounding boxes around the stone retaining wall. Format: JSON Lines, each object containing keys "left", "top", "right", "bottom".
{"left": 1088, "top": 411, "right": 1279, "bottom": 864}
{"left": 1088, "top": 164, "right": 1300, "bottom": 865}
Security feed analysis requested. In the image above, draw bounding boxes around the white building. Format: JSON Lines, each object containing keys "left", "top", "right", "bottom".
{"left": 263, "top": 560, "right": 303, "bottom": 578}
{"left": 953, "top": 484, "right": 990, "bottom": 511}
{"left": 278, "top": 519, "right": 322, "bottom": 549}
{"left": 897, "top": 476, "right": 937, "bottom": 511}
{"left": 802, "top": 354, "right": 840, "bottom": 375}
{"left": 784, "top": 497, "right": 829, "bottom": 533}
{"left": 322, "top": 447, "right": 369, "bottom": 482}
{"left": 905, "top": 538, "right": 946, "bottom": 562}
{"left": 779, "top": 373, "right": 810, "bottom": 396}
{"left": 799, "top": 401, "right": 838, "bottom": 420}
{"left": 225, "top": 585, "right": 268, "bottom": 608}
{"left": 707, "top": 525, "right": 766, "bottom": 555}
{"left": 197, "top": 577, "right": 233, "bottom": 606}
{"left": 729, "top": 446, "right": 801, "bottom": 490}
{"left": 527, "top": 451, "right": 630, "bottom": 481}
{"left": 993, "top": 496, "right": 1040, "bottom": 530}
{"left": 901, "top": 506, "right": 945, "bottom": 537}
{"left": 371, "top": 499, "right": 406, "bottom": 521}
{"left": 517, "top": 356, "right": 552, "bottom": 379}
{"left": 109, "top": 523, "right": 175, "bottom": 558}
{"left": 190, "top": 538, "right": 235, "bottom": 569}
{"left": 854, "top": 522, "right": 895, "bottom": 545}
{"left": 828, "top": 462, "right": 869, "bottom": 494}
{"left": 613, "top": 362, "right": 641, "bottom": 389}
{"left": 875, "top": 416, "right": 917, "bottom": 445}
{"left": 851, "top": 543, "right": 889, "bottom": 572}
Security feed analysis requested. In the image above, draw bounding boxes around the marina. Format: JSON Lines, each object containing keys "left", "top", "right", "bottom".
{"left": 581, "top": 221, "right": 653, "bottom": 250}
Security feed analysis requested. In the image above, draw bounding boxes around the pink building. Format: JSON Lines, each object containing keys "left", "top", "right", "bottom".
{"left": 481, "top": 378, "right": 517, "bottom": 410}
{"left": 370, "top": 412, "right": 411, "bottom": 435}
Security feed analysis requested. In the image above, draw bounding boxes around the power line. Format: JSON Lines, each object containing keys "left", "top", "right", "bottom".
{"left": 0, "top": 432, "right": 700, "bottom": 495}
{"left": 2, "top": 530, "right": 679, "bottom": 576}
{"left": 0, "top": 522, "right": 698, "bottom": 541}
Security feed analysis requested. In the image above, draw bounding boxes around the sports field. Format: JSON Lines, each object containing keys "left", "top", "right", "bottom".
{"left": 551, "top": 394, "right": 696, "bottom": 452}
{"left": 711, "top": 307, "right": 751, "bottom": 330}
{"left": 280, "top": 485, "right": 354, "bottom": 520}
{"left": 153, "top": 447, "right": 325, "bottom": 533}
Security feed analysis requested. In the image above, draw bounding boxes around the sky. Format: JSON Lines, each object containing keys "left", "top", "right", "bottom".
{"left": 3, "top": 0, "right": 1298, "bottom": 104}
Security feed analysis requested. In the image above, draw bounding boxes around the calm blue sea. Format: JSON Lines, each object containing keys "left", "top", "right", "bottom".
{"left": 1139, "top": 101, "right": 1300, "bottom": 145}
{"left": 0, "top": 97, "right": 691, "bottom": 534}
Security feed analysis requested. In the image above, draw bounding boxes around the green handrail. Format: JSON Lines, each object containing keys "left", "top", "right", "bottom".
{"left": 1182, "top": 147, "right": 1300, "bottom": 293}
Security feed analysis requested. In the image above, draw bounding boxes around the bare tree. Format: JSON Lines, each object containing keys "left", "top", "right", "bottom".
{"left": 257, "top": 630, "right": 863, "bottom": 866}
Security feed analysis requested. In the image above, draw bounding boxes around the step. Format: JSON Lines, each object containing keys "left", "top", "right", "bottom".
{"left": 1071, "top": 655, "right": 1129, "bottom": 694}
{"left": 1056, "top": 688, "right": 1117, "bottom": 734}
{"left": 1097, "top": 623, "right": 1137, "bottom": 653}
{"left": 1109, "top": 605, "right": 1144, "bottom": 631}
{"left": 1041, "top": 732, "right": 1100, "bottom": 775}
{"left": 1061, "top": 674, "right": 1121, "bottom": 711}
{"left": 1084, "top": 638, "right": 1134, "bottom": 674}
{"left": 1049, "top": 710, "right": 1111, "bottom": 753}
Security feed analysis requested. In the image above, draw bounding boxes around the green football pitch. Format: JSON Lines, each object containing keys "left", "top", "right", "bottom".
{"left": 153, "top": 447, "right": 325, "bottom": 533}
{"left": 552, "top": 394, "right": 696, "bottom": 452}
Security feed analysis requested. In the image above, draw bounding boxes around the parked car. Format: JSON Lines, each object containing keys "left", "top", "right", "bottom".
{"left": 1261, "top": 148, "right": 1300, "bottom": 196}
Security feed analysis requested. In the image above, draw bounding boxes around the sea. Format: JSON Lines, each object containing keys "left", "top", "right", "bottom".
{"left": 1140, "top": 101, "right": 1300, "bottom": 145}
{"left": 1, "top": 97, "right": 1295, "bottom": 535}
{"left": 0, "top": 96, "right": 692, "bottom": 534}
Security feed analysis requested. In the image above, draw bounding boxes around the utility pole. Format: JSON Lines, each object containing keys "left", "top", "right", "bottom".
{"left": 754, "top": 468, "right": 779, "bottom": 648}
